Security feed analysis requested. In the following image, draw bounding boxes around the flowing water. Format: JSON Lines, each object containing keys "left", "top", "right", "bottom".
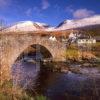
{"left": 12, "top": 55, "right": 100, "bottom": 100}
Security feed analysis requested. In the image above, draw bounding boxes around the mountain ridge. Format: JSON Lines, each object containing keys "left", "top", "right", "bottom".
{"left": 56, "top": 15, "right": 100, "bottom": 30}
{"left": 1, "top": 15, "right": 100, "bottom": 32}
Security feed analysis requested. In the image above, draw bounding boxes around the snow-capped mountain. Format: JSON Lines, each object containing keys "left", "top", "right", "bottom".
{"left": 4, "top": 21, "right": 51, "bottom": 32}
{"left": 56, "top": 15, "right": 100, "bottom": 30}
{"left": 2, "top": 15, "right": 100, "bottom": 32}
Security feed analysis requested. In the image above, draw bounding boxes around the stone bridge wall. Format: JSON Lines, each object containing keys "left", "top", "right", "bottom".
{"left": 0, "top": 33, "right": 66, "bottom": 81}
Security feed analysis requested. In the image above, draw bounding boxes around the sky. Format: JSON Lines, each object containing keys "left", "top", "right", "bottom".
{"left": 0, "top": 0, "right": 100, "bottom": 26}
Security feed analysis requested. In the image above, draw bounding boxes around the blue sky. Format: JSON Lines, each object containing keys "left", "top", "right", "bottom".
{"left": 0, "top": 0, "right": 100, "bottom": 26}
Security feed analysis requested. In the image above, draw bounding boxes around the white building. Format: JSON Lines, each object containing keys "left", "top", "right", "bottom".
{"left": 68, "top": 31, "right": 96, "bottom": 44}
{"left": 68, "top": 32, "right": 77, "bottom": 40}
{"left": 49, "top": 36, "right": 57, "bottom": 41}
{"left": 77, "top": 39, "right": 96, "bottom": 44}
{"left": 68, "top": 31, "right": 80, "bottom": 44}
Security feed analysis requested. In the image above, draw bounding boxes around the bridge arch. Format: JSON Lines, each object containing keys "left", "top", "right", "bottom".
{"left": 15, "top": 44, "right": 53, "bottom": 62}
{"left": 0, "top": 34, "right": 66, "bottom": 81}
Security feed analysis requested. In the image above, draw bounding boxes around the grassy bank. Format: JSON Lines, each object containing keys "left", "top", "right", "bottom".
{"left": 92, "top": 42, "right": 100, "bottom": 58}
{"left": 0, "top": 80, "right": 47, "bottom": 100}
{"left": 65, "top": 43, "right": 100, "bottom": 61}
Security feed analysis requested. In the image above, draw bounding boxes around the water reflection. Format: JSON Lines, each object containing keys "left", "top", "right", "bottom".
{"left": 12, "top": 60, "right": 40, "bottom": 89}
{"left": 12, "top": 56, "right": 100, "bottom": 100}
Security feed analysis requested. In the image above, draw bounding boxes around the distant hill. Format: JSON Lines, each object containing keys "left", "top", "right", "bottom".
{"left": 56, "top": 15, "right": 100, "bottom": 31}
{"left": 74, "top": 25, "right": 100, "bottom": 36}
{"left": 3, "top": 21, "right": 54, "bottom": 32}
{"left": 0, "top": 15, "right": 100, "bottom": 37}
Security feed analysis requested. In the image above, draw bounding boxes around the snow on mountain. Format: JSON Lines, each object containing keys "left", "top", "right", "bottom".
{"left": 56, "top": 15, "right": 100, "bottom": 30}
{"left": 35, "top": 22, "right": 50, "bottom": 28}
{"left": 2, "top": 15, "right": 100, "bottom": 32}
{"left": 45, "top": 27, "right": 55, "bottom": 31}
{"left": 4, "top": 21, "right": 51, "bottom": 32}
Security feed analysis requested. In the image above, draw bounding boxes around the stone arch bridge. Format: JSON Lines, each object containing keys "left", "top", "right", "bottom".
{"left": 0, "top": 33, "right": 66, "bottom": 81}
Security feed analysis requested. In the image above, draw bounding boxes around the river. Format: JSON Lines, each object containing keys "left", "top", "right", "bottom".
{"left": 12, "top": 55, "right": 100, "bottom": 100}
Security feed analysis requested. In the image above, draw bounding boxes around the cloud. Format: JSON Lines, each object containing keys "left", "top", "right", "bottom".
{"left": 25, "top": 8, "right": 32, "bottom": 17}
{"left": 33, "top": 6, "right": 46, "bottom": 18}
{"left": 33, "top": 6, "right": 41, "bottom": 13}
{"left": 0, "top": 0, "right": 11, "bottom": 8}
{"left": 25, "top": 6, "right": 41, "bottom": 17}
{"left": 73, "top": 8, "right": 95, "bottom": 19}
{"left": 65, "top": 5, "right": 74, "bottom": 13}
{"left": 25, "top": 6, "right": 46, "bottom": 18}
{"left": 41, "top": 0, "right": 50, "bottom": 10}
{"left": 25, "top": 0, "right": 50, "bottom": 17}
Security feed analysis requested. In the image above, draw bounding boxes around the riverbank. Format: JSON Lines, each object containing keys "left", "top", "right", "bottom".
{"left": 42, "top": 60, "right": 100, "bottom": 76}
{"left": 0, "top": 80, "right": 47, "bottom": 100}
{"left": 0, "top": 80, "right": 32, "bottom": 100}
{"left": 65, "top": 42, "right": 100, "bottom": 63}
{"left": 1, "top": 60, "right": 100, "bottom": 100}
